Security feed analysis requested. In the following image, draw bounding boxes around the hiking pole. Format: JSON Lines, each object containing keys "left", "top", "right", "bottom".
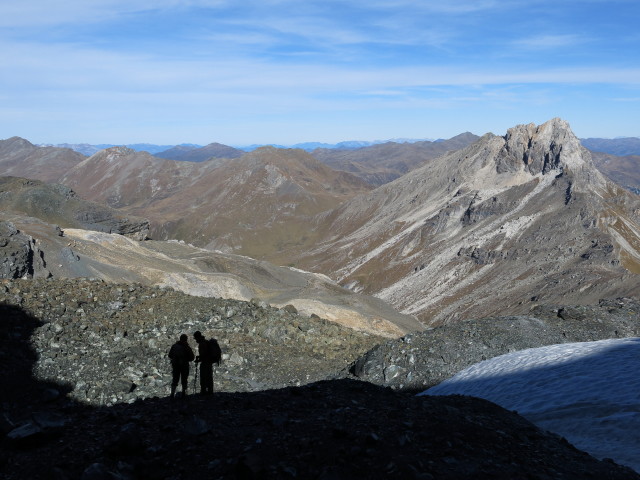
{"left": 193, "top": 362, "right": 198, "bottom": 394}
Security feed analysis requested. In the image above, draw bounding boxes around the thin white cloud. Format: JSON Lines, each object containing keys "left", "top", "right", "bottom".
{"left": 513, "top": 34, "right": 587, "bottom": 49}
{"left": 3, "top": 38, "right": 640, "bottom": 97}
{"left": 0, "top": 0, "right": 229, "bottom": 28}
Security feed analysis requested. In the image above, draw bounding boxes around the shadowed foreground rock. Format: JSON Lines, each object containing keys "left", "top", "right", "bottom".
{"left": 2, "top": 300, "right": 638, "bottom": 479}
{"left": 3, "top": 379, "right": 639, "bottom": 480}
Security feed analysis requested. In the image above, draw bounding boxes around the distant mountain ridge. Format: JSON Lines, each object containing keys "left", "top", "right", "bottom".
{"left": 33, "top": 134, "right": 640, "bottom": 158}
{"left": 155, "top": 142, "right": 244, "bottom": 161}
{"left": 38, "top": 137, "right": 441, "bottom": 156}
{"left": 581, "top": 137, "right": 640, "bottom": 156}
{"left": 39, "top": 142, "right": 201, "bottom": 156}
{"left": 310, "top": 132, "right": 480, "bottom": 185}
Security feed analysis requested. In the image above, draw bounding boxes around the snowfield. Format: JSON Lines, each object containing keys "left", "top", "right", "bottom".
{"left": 423, "top": 337, "right": 640, "bottom": 473}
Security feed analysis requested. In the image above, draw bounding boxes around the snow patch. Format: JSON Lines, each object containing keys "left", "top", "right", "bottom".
{"left": 424, "top": 338, "right": 640, "bottom": 473}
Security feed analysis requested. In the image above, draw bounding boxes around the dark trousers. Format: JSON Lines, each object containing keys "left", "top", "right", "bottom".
{"left": 200, "top": 362, "right": 214, "bottom": 393}
{"left": 172, "top": 363, "right": 189, "bottom": 391}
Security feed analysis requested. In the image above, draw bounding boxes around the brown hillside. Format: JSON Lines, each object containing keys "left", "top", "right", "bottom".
{"left": 0, "top": 137, "right": 85, "bottom": 183}
{"left": 60, "top": 146, "right": 372, "bottom": 263}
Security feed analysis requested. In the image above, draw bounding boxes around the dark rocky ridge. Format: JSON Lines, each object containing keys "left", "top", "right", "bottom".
{"left": 0, "top": 221, "right": 47, "bottom": 279}
{"left": 2, "top": 297, "right": 638, "bottom": 480}
{"left": 350, "top": 298, "right": 640, "bottom": 391}
{"left": 0, "top": 177, "right": 150, "bottom": 240}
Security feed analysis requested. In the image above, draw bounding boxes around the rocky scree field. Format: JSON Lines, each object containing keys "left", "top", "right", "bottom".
{"left": 350, "top": 297, "right": 640, "bottom": 391}
{"left": 2, "top": 297, "right": 639, "bottom": 480}
{"left": 1, "top": 277, "right": 384, "bottom": 406}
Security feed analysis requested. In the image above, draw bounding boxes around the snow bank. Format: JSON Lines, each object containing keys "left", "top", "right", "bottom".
{"left": 422, "top": 337, "right": 640, "bottom": 472}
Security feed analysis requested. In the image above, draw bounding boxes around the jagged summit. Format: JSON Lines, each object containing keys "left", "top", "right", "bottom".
{"left": 498, "top": 118, "right": 586, "bottom": 174}
{"left": 295, "top": 118, "right": 640, "bottom": 325}
{"left": 435, "top": 118, "right": 604, "bottom": 197}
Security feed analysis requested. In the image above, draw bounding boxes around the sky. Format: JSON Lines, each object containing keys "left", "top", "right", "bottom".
{"left": 1, "top": 1, "right": 639, "bottom": 146}
{"left": 423, "top": 337, "right": 640, "bottom": 473}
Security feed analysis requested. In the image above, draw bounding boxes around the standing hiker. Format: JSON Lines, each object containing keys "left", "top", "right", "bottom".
{"left": 168, "top": 334, "right": 195, "bottom": 399}
{"left": 193, "top": 330, "right": 222, "bottom": 395}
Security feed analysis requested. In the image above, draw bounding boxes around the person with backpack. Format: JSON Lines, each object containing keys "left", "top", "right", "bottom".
{"left": 168, "top": 333, "right": 195, "bottom": 399}
{"left": 193, "top": 330, "right": 222, "bottom": 395}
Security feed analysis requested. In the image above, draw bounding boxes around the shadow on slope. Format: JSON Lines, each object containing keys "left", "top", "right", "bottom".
{"left": 424, "top": 338, "right": 640, "bottom": 473}
{"left": 1, "top": 304, "right": 638, "bottom": 480}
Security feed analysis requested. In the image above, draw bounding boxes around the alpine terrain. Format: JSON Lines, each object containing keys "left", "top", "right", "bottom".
{"left": 58, "top": 146, "right": 372, "bottom": 263}
{"left": 294, "top": 118, "right": 640, "bottom": 325}
{"left": 1, "top": 118, "right": 640, "bottom": 478}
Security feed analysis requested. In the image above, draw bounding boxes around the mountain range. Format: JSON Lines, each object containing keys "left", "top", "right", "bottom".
{"left": 3, "top": 118, "right": 640, "bottom": 477}
{"left": 2, "top": 118, "right": 640, "bottom": 328}
{"left": 39, "top": 134, "right": 640, "bottom": 157}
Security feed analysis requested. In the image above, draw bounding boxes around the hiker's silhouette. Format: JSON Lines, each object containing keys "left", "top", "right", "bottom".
{"left": 168, "top": 333, "right": 195, "bottom": 399}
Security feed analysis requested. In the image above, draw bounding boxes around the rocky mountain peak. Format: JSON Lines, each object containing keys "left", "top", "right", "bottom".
{"left": 496, "top": 118, "right": 589, "bottom": 176}
{"left": 3, "top": 136, "right": 35, "bottom": 151}
{"left": 296, "top": 118, "right": 640, "bottom": 326}
{"left": 93, "top": 145, "right": 138, "bottom": 161}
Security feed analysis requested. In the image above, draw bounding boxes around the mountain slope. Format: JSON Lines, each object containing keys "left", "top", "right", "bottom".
{"left": 0, "top": 137, "right": 85, "bottom": 183}
{"left": 61, "top": 146, "right": 373, "bottom": 262}
{"left": 0, "top": 176, "right": 149, "bottom": 239}
{"left": 295, "top": 118, "right": 640, "bottom": 325}
{"left": 3, "top": 211, "right": 422, "bottom": 335}
{"left": 145, "top": 147, "right": 374, "bottom": 261}
{"left": 155, "top": 142, "right": 244, "bottom": 161}
{"left": 581, "top": 136, "right": 640, "bottom": 156}
{"left": 310, "top": 132, "right": 479, "bottom": 185}
{"left": 58, "top": 146, "right": 222, "bottom": 209}
{"left": 591, "top": 151, "right": 640, "bottom": 194}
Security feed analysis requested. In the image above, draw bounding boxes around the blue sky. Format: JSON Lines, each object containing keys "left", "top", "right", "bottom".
{"left": 1, "top": 0, "right": 639, "bottom": 145}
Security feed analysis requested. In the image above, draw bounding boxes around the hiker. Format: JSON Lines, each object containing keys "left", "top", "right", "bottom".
{"left": 168, "top": 333, "right": 195, "bottom": 399}
{"left": 193, "top": 330, "right": 221, "bottom": 395}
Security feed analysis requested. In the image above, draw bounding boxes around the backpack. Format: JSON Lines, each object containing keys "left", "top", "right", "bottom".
{"left": 209, "top": 338, "right": 222, "bottom": 366}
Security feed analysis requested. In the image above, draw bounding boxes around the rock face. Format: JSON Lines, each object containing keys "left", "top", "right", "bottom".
{"left": 295, "top": 118, "right": 640, "bottom": 325}
{"left": 0, "top": 221, "right": 47, "bottom": 279}
{"left": 496, "top": 119, "right": 587, "bottom": 175}
{"left": 349, "top": 298, "right": 640, "bottom": 391}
